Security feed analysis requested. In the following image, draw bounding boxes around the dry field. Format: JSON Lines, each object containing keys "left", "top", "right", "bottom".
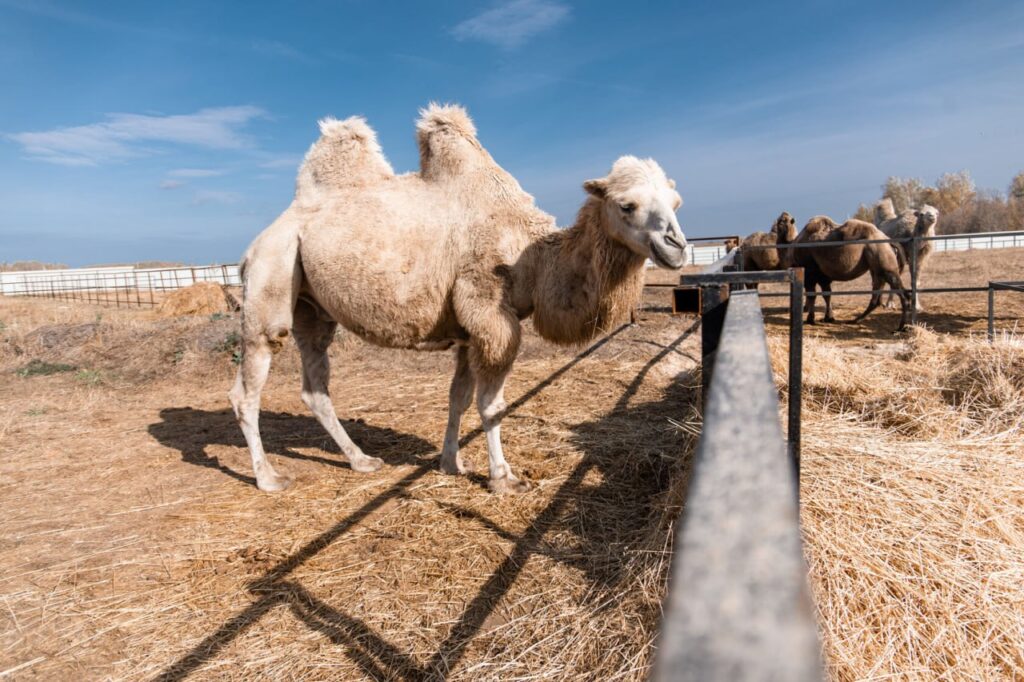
{"left": 1, "top": 246, "right": 1023, "bottom": 681}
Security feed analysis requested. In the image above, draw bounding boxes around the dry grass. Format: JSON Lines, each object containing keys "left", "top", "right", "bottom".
{"left": 769, "top": 329, "right": 1024, "bottom": 681}
{"left": 0, "top": 296, "right": 699, "bottom": 680}
{"left": 155, "top": 282, "right": 237, "bottom": 319}
{"left": 1, "top": 244, "right": 1023, "bottom": 680}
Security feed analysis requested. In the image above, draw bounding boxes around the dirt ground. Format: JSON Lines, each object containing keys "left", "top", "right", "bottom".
{"left": 1, "top": 246, "right": 1022, "bottom": 680}
{"left": 0, "top": 294, "right": 700, "bottom": 680}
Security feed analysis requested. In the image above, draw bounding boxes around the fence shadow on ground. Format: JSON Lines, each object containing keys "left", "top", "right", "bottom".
{"left": 151, "top": 320, "right": 700, "bottom": 681}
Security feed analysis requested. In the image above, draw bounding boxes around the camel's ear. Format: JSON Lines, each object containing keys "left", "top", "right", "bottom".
{"left": 583, "top": 178, "right": 608, "bottom": 198}
{"left": 667, "top": 178, "right": 676, "bottom": 190}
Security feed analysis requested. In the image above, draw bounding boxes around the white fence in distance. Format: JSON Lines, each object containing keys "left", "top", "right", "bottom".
{"left": 685, "top": 230, "right": 1024, "bottom": 266}
{"left": 0, "top": 264, "right": 241, "bottom": 298}
{"left": 3, "top": 231, "right": 1022, "bottom": 298}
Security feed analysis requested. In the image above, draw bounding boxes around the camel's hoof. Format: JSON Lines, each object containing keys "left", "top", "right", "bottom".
{"left": 439, "top": 455, "right": 473, "bottom": 475}
{"left": 824, "top": 316, "right": 837, "bottom": 324}
{"left": 350, "top": 456, "right": 384, "bottom": 473}
{"left": 489, "top": 476, "right": 531, "bottom": 495}
{"left": 257, "top": 472, "right": 294, "bottom": 493}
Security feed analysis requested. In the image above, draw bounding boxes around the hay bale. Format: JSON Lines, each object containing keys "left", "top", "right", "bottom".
{"left": 156, "top": 282, "right": 233, "bottom": 318}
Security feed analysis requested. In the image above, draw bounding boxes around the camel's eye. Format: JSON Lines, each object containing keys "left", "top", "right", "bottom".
{"left": 619, "top": 202, "right": 636, "bottom": 214}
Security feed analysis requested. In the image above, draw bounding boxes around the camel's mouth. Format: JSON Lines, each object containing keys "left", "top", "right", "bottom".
{"left": 649, "top": 238, "right": 687, "bottom": 269}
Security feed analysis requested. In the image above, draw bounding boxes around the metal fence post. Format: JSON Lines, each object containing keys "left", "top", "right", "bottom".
{"left": 909, "top": 236, "right": 919, "bottom": 326}
{"left": 700, "top": 285, "right": 730, "bottom": 411}
{"left": 788, "top": 269, "right": 804, "bottom": 486}
{"left": 988, "top": 285, "right": 995, "bottom": 343}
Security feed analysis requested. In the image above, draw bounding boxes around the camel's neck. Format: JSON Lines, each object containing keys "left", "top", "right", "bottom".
{"left": 776, "top": 229, "right": 795, "bottom": 268}
{"left": 528, "top": 199, "right": 646, "bottom": 345}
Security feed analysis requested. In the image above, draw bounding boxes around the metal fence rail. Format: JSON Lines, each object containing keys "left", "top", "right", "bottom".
{"left": 730, "top": 228, "right": 1024, "bottom": 326}
{"left": 654, "top": 290, "right": 822, "bottom": 681}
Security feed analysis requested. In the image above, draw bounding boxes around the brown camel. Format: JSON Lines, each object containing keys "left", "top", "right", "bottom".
{"left": 231, "top": 104, "right": 688, "bottom": 493}
{"left": 793, "top": 215, "right": 910, "bottom": 330}
{"left": 737, "top": 211, "right": 798, "bottom": 272}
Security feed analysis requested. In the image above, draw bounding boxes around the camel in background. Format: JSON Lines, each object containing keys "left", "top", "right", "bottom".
{"left": 733, "top": 211, "right": 798, "bottom": 289}
{"left": 873, "top": 198, "right": 940, "bottom": 311}
{"left": 793, "top": 215, "right": 910, "bottom": 331}
{"left": 231, "top": 104, "right": 688, "bottom": 494}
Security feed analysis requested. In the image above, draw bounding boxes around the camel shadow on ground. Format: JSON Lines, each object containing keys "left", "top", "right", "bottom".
{"left": 761, "top": 305, "right": 984, "bottom": 340}
{"left": 152, "top": 321, "right": 701, "bottom": 682}
{"left": 148, "top": 407, "right": 436, "bottom": 488}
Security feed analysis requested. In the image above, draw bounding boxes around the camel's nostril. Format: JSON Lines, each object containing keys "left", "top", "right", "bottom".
{"left": 665, "top": 234, "right": 684, "bottom": 250}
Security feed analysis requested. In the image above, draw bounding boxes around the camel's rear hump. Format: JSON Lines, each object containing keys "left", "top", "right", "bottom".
{"left": 295, "top": 116, "right": 394, "bottom": 205}
{"left": 416, "top": 103, "right": 490, "bottom": 181}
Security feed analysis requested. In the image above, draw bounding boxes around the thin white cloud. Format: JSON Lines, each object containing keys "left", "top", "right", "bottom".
{"left": 251, "top": 39, "right": 314, "bottom": 63}
{"left": 258, "top": 155, "right": 302, "bottom": 170}
{"left": 168, "top": 168, "right": 225, "bottom": 178}
{"left": 159, "top": 179, "right": 184, "bottom": 190}
{"left": 193, "top": 189, "right": 241, "bottom": 205}
{"left": 452, "top": 0, "right": 569, "bottom": 49}
{"left": 7, "top": 106, "right": 266, "bottom": 166}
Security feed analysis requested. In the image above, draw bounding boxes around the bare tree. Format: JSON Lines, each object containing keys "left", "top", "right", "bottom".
{"left": 1010, "top": 172, "right": 1024, "bottom": 202}
{"left": 883, "top": 176, "right": 927, "bottom": 213}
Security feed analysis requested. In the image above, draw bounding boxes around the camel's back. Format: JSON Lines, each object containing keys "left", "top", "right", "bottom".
{"left": 877, "top": 211, "right": 914, "bottom": 239}
{"left": 815, "top": 220, "right": 889, "bottom": 281}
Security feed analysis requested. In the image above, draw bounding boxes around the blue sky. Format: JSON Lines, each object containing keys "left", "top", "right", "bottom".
{"left": 1, "top": 0, "right": 1022, "bottom": 266}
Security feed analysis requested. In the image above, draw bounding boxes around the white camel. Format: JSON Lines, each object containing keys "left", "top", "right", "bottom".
{"left": 231, "top": 104, "right": 688, "bottom": 493}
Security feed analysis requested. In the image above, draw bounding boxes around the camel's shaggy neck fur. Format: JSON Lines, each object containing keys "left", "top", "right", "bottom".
{"left": 528, "top": 197, "right": 646, "bottom": 345}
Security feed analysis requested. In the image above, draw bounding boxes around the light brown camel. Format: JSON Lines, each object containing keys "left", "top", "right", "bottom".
{"left": 231, "top": 104, "right": 688, "bottom": 493}
{"left": 737, "top": 211, "right": 798, "bottom": 273}
{"left": 793, "top": 215, "right": 910, "bottom": 331}
{"left": 873, "top": 198, "right": 939, "bottom": 311}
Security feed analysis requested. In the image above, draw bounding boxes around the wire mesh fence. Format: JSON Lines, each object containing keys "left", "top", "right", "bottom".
{"left": 0, "top": 264, "right": 241, "bottom": 308}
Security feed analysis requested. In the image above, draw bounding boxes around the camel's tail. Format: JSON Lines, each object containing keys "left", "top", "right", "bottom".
{"left": 295, "top": 115, "right": 394, "bottom": 204}
{"left": 415, "top": 102, "right": 489, "bottom": 180}
{"left": 892, "top": 241, "right": 906, "bottom": 273}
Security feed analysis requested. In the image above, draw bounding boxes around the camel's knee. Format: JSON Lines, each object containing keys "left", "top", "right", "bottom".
{"left": 477, "top": 388, "right": 508, "bottom": 425}
{"left": 300, "top": 387, "right": 328, "bottom": 414}
{"left": 480, "top": 399, "right": 507, "bottom": 424}
{"left": 229, "top": 375, "right": 245, "bottom": 419}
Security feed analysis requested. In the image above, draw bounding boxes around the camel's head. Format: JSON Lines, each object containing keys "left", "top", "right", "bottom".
{"left": 772, "top": 211, "right": 798, "bottom": 243}
{"left": 913, "top": 204, "right": 939, "bottom": 235}
{"left": 584, "top": 156, "right": 688, "bottom": 269}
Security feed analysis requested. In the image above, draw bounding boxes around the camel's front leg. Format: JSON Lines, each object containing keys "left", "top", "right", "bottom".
{"left": 475, "top": 365, "right": 529, "bottom": 494}
{"left": 439, "top": 345, "right": 475, "bottom": 475}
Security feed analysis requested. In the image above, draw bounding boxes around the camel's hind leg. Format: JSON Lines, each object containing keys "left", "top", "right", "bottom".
{"left": 821, "top": 281, "right": 836, "bottom": 322}
{"left": 439, "top": 345, "right": 475, "bottom": 475}
{"left": 853, "top": 271, "right": 886, "bottom": 323}
{"left": 293, "top": 300, "right": 383, "bottom": 474}
{"left": 230, "top": 336, "right": 293, "bottom": 492}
